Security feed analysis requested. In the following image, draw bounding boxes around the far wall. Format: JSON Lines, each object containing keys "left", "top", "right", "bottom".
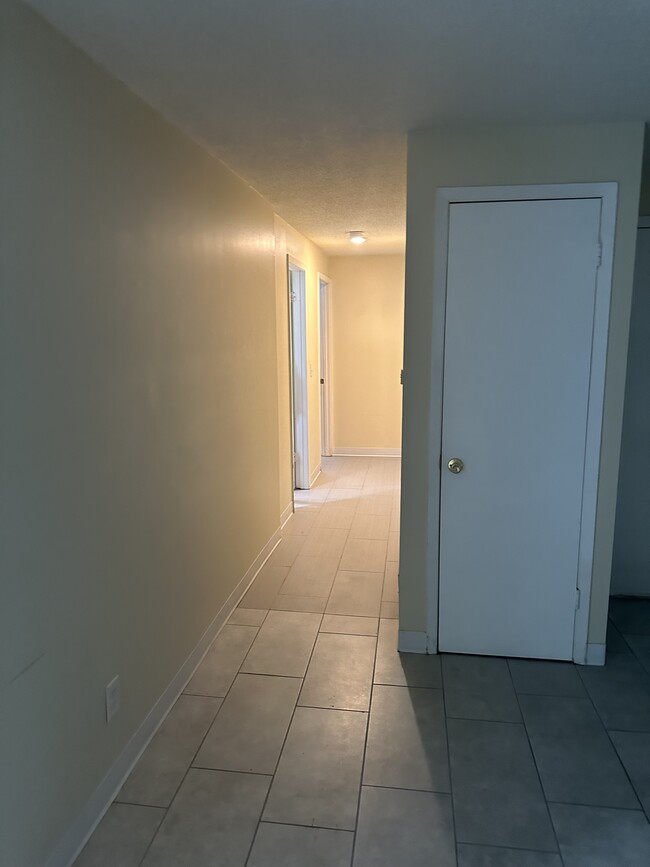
{"left": 328, "top": 255, "right": 405, "bottom": 453}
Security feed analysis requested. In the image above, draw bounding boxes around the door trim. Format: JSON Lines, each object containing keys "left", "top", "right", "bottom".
{"left": 427, "top": 183, "right": 618, "bottom": 663}
{"left": 318, "top": 273, "right": 333, "bottom": 457}
{"left": 288, "top": 256, "right": 310, "bottom": 490}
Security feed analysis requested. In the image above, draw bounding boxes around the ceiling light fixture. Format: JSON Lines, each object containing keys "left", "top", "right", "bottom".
{"left": 347, "top": 231, "right": 367, "bottom": 245}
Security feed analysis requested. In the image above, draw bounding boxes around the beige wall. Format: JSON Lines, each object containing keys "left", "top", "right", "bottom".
{"left": 1, "top": 1, "right": 282, "bottom": 864}
{"left": 328, "top": 255, "right": 405, "bottom": 451}
{"left": 400, "top": 123, "right": 645, "bottom": 648}
{"left": 274, "top": 217, "right": 329, "bottom": 510}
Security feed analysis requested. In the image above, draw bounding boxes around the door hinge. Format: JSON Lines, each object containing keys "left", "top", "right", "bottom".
{"left": 400, "top": 369, "right": 404, "bottom": 385}
{"left": 290, "top": 290, "right": 296, "bottom": 303}
{"left": 596, "top": 241, "right": 603, "bottom": 269}
{"left": 293, "top": 452, "right": 298, "bottom": 464}
{"left": 575, "top": 587, "right": 581, "bottom": 610}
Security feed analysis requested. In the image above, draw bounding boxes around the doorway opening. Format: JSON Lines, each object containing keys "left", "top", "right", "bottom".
{"left": 288, "top": 258, "right": 309, "bottom": 490}
{"left": 318, "top": 274, "right": 333, "bottom": 458}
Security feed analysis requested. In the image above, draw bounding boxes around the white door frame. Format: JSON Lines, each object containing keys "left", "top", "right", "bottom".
{"left": 318, "top": 273, "right": 333, "bottom": 457}
{"left": 426, "top": 183, "right": 617, "bottom": 664}
{"left": 288, "top": 257, "right": 310, "bottom": 490}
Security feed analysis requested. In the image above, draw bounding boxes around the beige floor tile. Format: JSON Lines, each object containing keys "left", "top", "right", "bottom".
{"left": 354, "top": 787, "right": 455, "bottom": 867}
{"left": 320, "top": 614, "right": 379, "bottom": 636}
{"left": 229, "top": 608, "right": 268, "bottom": 627}
{"left": 301, "top": 527, "right": 349, "bottom": 559}
{"left": 185, "top": 626, "right": 259, "bottom": 697}
{"left": 299, "top": 632, "right": 377, "bottom": 711}
{"left": 387, "top": 531, "right": 400, "bottom": 562}
{"left": 118, "top": 695, "right": 221, "bottom": 807}
{"left": 374, "top": 618, "right": 442, "bottom": 688}
{"left": 263, "top": 706, "right": 367, "bottom": 830}
{"left": 326, "top": 487, "right": 363, "bottom": 505}
{"left": 364, "top": 685, "right": 450, "bottom": 792}
{"left": 282, "top": 511, "right": 317, "bottom": 536}
{"left": 314, "top": 502, "right": 356, "bottom": 529}
{"left": 73, "top": 804, "right": 164, "bottom": 867}
{"left": 280, "top": 555, "right": 339, "bottom": 597}
{"left": 356, "top": 492, "right": 393, "bottom": 516}
{"left": 141, "top": 769, "right": 269, "bottom": 867}
{"left": 349, "top": 514, "right": 390, "bottom": 541}
{"left": 294, "top": 486, "right": 330, "bottom": 505}
{"left": 248, "top": 824, "right": 353, "bottom": 867}
{"left": 271, "top": 594, "right": 327, "bottom": 614}
{"left": 195, "top": 674, "right": 301, "bottom": 774}
{"left": 380, "top": 601, "right": 399, "bottom": 619}
{"left": 326, "top": 571, "right": 383, "bottom": 618}
{"left": 340, "top": 538, "right": 387, "bottom": 573}
{"left": 241, "top": 610, "right": 321, "bottom": 677}
{"left": 267, "top": 536, "right": 306, "bottom": 567}
{"left": 240, "top": 563, "right": 290, "bottom": 609}
{"left": 383, "top": 561, "right": 399, "bottom": 602}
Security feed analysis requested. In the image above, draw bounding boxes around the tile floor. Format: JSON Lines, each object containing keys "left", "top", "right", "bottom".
{"left": 75, "top": 457, "right": 650, "bottom": 867}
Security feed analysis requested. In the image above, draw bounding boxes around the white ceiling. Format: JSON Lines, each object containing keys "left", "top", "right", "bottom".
{"left": 28, "top": 1, "right": 650, "bottom": 255}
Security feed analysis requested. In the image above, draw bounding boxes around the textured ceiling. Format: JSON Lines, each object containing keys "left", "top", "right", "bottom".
{"left": 27, "top": 1, "right": 650, "bottom": 255}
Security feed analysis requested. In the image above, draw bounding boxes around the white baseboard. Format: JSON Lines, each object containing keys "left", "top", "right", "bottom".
{"left": 398, "top": 630, "right": 430, "bottom": 654}
{"left": 48, "top": 528, "right": 281, "bottom": 867}
{"left": 309, "top": 464, "right": 322, "bottom": 486}
{"left": 332, "top": 447, "right": 401, "bottom": 457}
{"left": 280, "top": 502, "right": 294, "bottom": 528}
{"left": 584, "top": 642, "right": 606, "bottom": 666}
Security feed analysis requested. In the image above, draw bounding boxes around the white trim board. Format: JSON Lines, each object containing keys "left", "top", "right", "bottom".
{"left": 47, "top": 528, "right": 281, "bottom": 867}
{"left": 280, "top": 502, "right": 294, "bottom": 528}
{"left": 332, "top": 447, "right": 402, "bottom": 457}
{"left": 309, "top": 464, "right": 322, "bottom": 486}
{"left": 585, "top": 643, "right": 606, "bottom": 666}
{"left": 425, "top": 182, "right": 618, "bottom": 665}
{"left": 318, "top": 273, "right": 334, "bottom": 458}
{"left": 398, "top": 630, "right": 429, "bottom": 654}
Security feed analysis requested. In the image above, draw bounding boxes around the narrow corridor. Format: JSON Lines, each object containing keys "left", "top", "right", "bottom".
{"left": 75, "top": 458, "right": 650, "bottom": 866}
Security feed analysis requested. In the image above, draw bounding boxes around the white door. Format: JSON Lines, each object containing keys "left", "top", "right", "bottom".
{"left": 438, "top": 197, "right": 603, "bottom": 660}
{"left": 319, "top": 277, "right": 333, "bottom": 457}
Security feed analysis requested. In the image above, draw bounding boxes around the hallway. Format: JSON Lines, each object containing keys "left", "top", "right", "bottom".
{"left": 75, "top": 457, "right": 650, "bottom": 867}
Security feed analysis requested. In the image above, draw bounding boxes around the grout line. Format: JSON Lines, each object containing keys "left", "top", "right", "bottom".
{"left": 189, "top": 766, "right": 274, "bottom": 779}
{"left": 349, "top": 608, "right": 381, "bottom": 866}
{"left": 112, "top": 799, "right": 167, "bottom": 810}
{"left": 257, "top": 818, "right": 356, "bottom": 833}
{"left": 440, "top": 652, "right": 461, "bottom": 867}
{"left": 362, "top": 782, "right": 452, "bottom": 796}
{"left": 573, "top": 653, "right": 647, "bottom": 812}
{"left": 297, "top": 703, "right": 371, "bottom": 714}
{"left": 445, "top": 714, "right": 523, "bottom": 725}
{"left": 457, "top": 839, "right": 570, "bottom": 856}
{"left": 506, "top": 658, "right": 566, "bottom": 866}
{"left": 544, "top": 799, "right": 644, "bottom": 812}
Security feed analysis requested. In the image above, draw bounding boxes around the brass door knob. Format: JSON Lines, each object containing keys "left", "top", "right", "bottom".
{"left": 447, "top": 458, "right": 464, "bottom": 474}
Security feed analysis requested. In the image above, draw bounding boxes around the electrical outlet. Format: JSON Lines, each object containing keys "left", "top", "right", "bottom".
{"left": 105, "top": 675, "right": 120, "bottom": 723}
